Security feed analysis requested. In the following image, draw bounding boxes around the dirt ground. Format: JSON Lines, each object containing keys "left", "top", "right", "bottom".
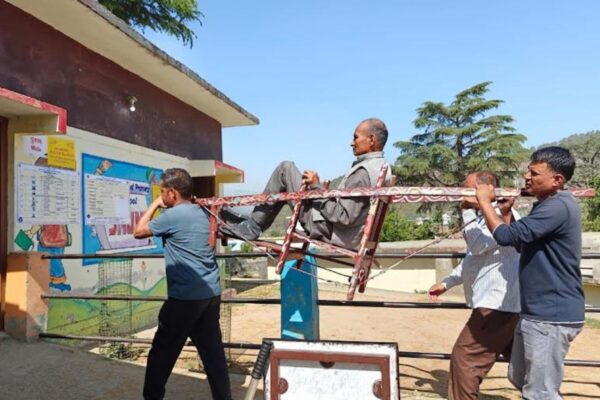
{"left": 1, "top": 284, "right": 599, "bottom": 399}
{"left": 225, "top": 283, "right": 600, "bottom": 400}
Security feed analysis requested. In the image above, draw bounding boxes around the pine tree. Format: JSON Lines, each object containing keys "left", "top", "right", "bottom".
{"left": 394, "top": 82, "right": 528, "bottom": 187}
{"left": 99, "top": 0, "right": 202, "bottom": 48}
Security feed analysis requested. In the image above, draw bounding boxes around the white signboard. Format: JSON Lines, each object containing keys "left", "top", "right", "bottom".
{"left": 16, "top": 163, "right": 81, "bottom": 224}
{"left": 84, "top": 174, "right": 131, "bottom": 225}
{"left": 265, "top": 340, "right": 399, "bottom": 400}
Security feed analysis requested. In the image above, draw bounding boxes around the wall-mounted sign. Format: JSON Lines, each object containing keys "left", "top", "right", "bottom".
{"left": 48, "top": 136, "right": 76, "bottom": 170}
{"left": 23, "top": 135, "right": 48, "bottom": 158}
{"left": 16, "top": 163, "right": 81, "bottom": 224}
{"left": 82, "top": 154, "right": 163, "bottom": 264}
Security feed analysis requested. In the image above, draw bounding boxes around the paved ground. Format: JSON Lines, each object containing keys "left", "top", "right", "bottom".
{"left": 0, "top": 332, "right": 441, "bottom": 400}
{"left": 0, "top": 332, "right": 250, "bottom": 400}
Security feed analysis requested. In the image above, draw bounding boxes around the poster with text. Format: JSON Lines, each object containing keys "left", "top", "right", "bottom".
{"left": 82, "top": 154, "right": 163, "bottom": 265}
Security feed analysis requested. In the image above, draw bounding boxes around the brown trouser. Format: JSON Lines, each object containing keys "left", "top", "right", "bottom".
{"left": 448, "top": 307, "right": 520, "bottom": 400}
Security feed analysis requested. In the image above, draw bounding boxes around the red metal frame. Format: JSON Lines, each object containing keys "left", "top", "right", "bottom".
{"left": 201, "top": 167, "right": 595, "bottom": 299}
{"left": 196, "top": 186, "right": 593, "bottom": 208}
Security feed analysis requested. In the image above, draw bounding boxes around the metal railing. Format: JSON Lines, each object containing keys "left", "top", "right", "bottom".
{"left": 39, "top": 251, "right": 600, "bottom": 371}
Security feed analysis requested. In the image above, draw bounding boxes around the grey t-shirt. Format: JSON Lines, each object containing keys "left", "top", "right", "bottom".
{"left": 149, "top": 203, "right": 221, "bottom": 300}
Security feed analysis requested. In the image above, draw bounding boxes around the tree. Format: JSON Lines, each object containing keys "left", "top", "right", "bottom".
{"left": 544, "top": 130, "right": 600, "bottom": 187}
{"left": 99, "top": 0, "right": 202, "bottom": 47}
{"left": 583, "top": 175, "right": 600, "bottom": 232}
{"left": 393, "top": 82, "right": 529, "bottom": 187}
{"left": 380, "top": 208, "right": 435, "bottom": 242}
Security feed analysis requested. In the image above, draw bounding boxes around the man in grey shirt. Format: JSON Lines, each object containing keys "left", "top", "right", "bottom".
{"left": 428, "top": 171, "right": 521, "bottom": 399}
{"left": 222, "top": 118, "right": 391, "bottom": 250}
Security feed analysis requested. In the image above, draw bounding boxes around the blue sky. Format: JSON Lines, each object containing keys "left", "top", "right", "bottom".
{"left": 143, "top": 1, "right": 600, "bottom": 194}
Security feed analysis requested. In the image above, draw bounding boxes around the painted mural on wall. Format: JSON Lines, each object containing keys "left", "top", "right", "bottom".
{"left": 81, "top": 153, "right": 164, "bottom": 265}
{"left": 12, "top": 132, "right": 181, "bottom": 335}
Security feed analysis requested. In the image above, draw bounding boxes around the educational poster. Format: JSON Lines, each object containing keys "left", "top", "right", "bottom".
{"left": 82, "top": 153, "right": 164, "bottom": 265}
{"left": 13, "top": 131, "right": 172, "bottom": 334}
{"left": 16, "top": 163, "right": 81, "bottom": 225}
{"left": 14, "top": 143, "right": 80, "bottom": 292}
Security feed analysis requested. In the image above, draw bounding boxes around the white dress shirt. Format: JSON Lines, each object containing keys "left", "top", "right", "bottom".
{"left": 442, "top": 206, "right": 521, "bottom": 313}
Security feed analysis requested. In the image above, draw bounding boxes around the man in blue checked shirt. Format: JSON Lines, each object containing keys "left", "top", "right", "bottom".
{"left": 428, "top": 171, "right": 521, "bottom": 400}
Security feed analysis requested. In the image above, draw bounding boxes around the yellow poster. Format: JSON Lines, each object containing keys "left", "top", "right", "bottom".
{"left": 48, "top": 136, "right": 76, "bottom": 170}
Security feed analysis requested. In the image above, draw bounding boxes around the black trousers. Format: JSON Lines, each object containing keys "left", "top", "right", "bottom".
{"left": 143, "top": 296, "right": 232, "bottom": 400}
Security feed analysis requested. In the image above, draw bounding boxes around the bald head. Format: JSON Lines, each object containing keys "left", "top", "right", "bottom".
{"left": 464, "top": 171, "right": 498, "bottom": 188}
{"left": 360, "top": 118, "right": 388, "bottom": 150}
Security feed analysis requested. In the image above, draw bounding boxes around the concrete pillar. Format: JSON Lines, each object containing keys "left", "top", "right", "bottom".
{"left": 435, "top": 258, "right": 454, "bottom": 283}
{"left": 593, "top": 262, "right": 600, "bottom": 283}
{"left": 435, "top": 257, "right": 463, "bottom": 296}
{"left": 4, "top": 252, "right": 49, "bottom": 342}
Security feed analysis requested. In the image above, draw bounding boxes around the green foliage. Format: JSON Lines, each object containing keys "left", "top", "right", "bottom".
{"left": 240, "top": 242, "right": 254, "bottom": 254}
{"left": 99, "top": 0, "right": 202, "bottom": 47}
{"left": 585, "top": 318, "right": 600, "bottom": 329}
{"left": 102, "top": 343, "right": 144, "bottom": 360}
{"left": 380, "top": 209, "right": 435, "bottom": 242}
{"left": 543, "top": 130, "right": 600, "bottom": 187}
{"left": 583, "top": 175, "right": 600, "bottom": 231}
{"left": 394, "top": 82, "right": 529, "bottom": 187}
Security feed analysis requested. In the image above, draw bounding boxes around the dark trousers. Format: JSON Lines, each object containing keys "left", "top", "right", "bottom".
{"left": 448, "top": 307, "right": 520, "bottom": 400}
{"left": 143, "top": 296, "right": 232, "bottom": 400}
{"left": 251, "top": 161, "right": 332, "bottom": 239}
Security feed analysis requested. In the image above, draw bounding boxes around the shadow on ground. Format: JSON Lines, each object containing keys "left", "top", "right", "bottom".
{"left": 0, "top": 335, "right": 257, "bottom": 400}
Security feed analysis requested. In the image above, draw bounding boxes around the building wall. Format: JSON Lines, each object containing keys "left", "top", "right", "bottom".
{"left": 0, "top": 0, "right": 222, "bottom": 160}
{"left": 8, "top": 126, "right": 205, "bottom": 335}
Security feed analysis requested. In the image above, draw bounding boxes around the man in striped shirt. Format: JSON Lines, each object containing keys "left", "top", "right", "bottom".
{"left": 428, "top": 171, "right": 521, "bottom": 399}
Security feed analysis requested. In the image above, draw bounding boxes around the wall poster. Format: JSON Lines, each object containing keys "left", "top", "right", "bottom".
{"left": 82, "top": 154, "right": 163, "bottom": 265}
{"left": 16, "top": 163, "right": 81, "bottom": 225}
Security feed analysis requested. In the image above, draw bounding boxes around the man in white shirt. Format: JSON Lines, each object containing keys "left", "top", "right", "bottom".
{"left": 428, "top": 171, "right": 520, "bottom": 400}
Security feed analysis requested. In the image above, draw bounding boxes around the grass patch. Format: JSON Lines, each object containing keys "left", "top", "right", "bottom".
{"left": 585, "top": 317, "right": 600, "bottom": 329}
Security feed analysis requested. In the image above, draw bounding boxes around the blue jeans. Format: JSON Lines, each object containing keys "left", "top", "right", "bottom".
{"left": 508, "top": 317, "right": 582, "bottom": 400}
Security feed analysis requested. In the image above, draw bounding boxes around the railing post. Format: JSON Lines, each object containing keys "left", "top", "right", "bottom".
{"left": 4, "top": 252, "right": 49, "bottom": 342}
{"left": 594, "top": 262, "right": 600, "bottom": 284}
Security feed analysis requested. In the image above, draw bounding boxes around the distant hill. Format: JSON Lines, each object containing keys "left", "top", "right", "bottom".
{"left": 541, "top": 130, "right": 600, "bottom": 187}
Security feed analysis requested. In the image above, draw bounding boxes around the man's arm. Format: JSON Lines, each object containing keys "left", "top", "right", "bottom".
{"left": 461, "top": 209, "right": 497, "bottom": 256}
{"left": 428, "top": 263, "right": 463, "bottom": 301}
{"left": 318, "top": 168, "right": 370, "bottom": 227}
{"left": 475, "top": 183, "right": 504, "bottom": 234}
{"left": 477, "top": 184, "right": 565, "bottom": 247}
{"left": 133, "top": 197, "right": 165, "bottom": 239}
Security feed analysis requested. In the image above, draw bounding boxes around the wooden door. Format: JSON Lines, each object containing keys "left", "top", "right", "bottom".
{"left": 0, "top": 116, "right": 7, "bottom": 330}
